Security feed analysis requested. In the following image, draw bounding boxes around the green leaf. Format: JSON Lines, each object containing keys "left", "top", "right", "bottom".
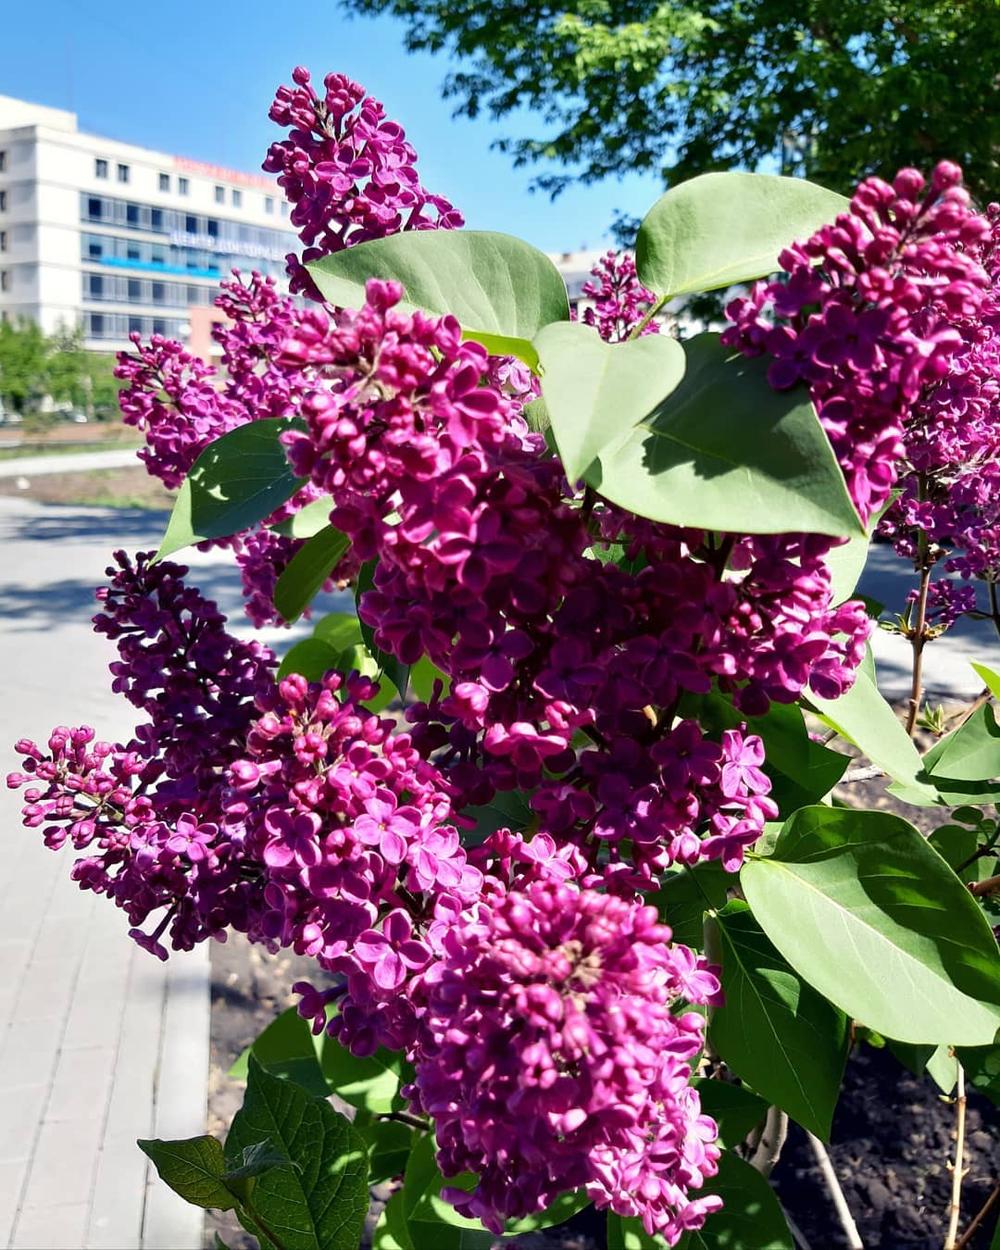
{"left": 365, "top": 1118, "right": 414, "bottom": 1185}
{"left": 320, "top": 1032, "right": 407, "bottom": 1114}
{"left": 586, "top": 333, "right": 863, "bottom": 539}
{"left": 971, "top": 661, "right": 1000, "bottom": 698}
{"left": 409, "top": 655, "right": 448, "bottom": 703}
{"left": 694, "top": 1079, "right": 768, "bottom": 1147}
{"left": 707, "top": 902, "right": 848, "bottom": 1139}
{"left": 308, "top": 231, "right": 571, "bottom": 371}
{"left": 138, "top": 1135, "right": 236, "bottom": 1211}
{"left": 374, "top": 1191, "right": 416, "bottom": 1250}
{"left": 741, "top": 806, "right": 1000, "bottom": 1045}
{"left": 404, "top": 1133, "right": 587, "bottom": 1236}
{"left": 228, "top": 1008, "right": 329, "bottom": 1099}
{"left": 534, "top": 321, "right": 686, "bottom": 483}
{"left": 313, "top": 611, "right": 364, "bottom": 652}
{"left": 214, "top": 1235, "right": 233, "bottom": 1250}
{"left": 608, "top": 1149, "right": 793, "bottom": 1249}
{"left": 273, "top": 495, "right": 336, "bottom": 539}
{"left": 904, "top": 704, "right": 1000, "bottom": 806}
{"left": 274, "top": 525, "right": 350, "bottom": 623}
{"left": 356, "top": 560, "right": 410, "bottom": 700}
{"left": 277, "top": 637, "right": 342, "bottom": 682}
{"left": 223, "top": 1140, "right": 290, "bottom": 1184}
{"left": 157, "top": 419, "right": 304, "bottom": 560}
{"left": 807, "top": 669, "right": 938, "bottom": 804}
{"left": 225, "top": 1056, "right": 369, "bottom": 1250}
{"left": 958, "top": 1044, "right": 1000, "bottom": 1106}
{"left": 651, "top": 861, "right": 729, "bottom": 949}
{"left": 636, "top": 172, "right": 848, "bottom": 300}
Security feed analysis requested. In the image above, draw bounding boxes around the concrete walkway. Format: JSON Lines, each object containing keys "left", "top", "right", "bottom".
{"left": 0, "top": 450, "right": 141, "bottom": 479}
{"left": 0, "top": 498, "right": 246, "bottom": 1250}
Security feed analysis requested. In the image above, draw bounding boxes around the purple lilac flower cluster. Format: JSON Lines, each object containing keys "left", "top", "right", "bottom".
{"left": 264, "top": 66, "right": 464, "bottom": 298}
{"left": 882, "top": 201, "right": 1000, "bottom": 619}
{"left": 18, "top": 65, "right": 992, "bottom": 1240}
{"left": 723, "top": 162, "right": 992, "bottom": 529}
{"left": 581, "top": 249, "right": 659, "bottom": 342}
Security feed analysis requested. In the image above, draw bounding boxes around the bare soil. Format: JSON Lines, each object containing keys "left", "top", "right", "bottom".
{"left": 0, "top": 465, "right": 172, "bottom": 509}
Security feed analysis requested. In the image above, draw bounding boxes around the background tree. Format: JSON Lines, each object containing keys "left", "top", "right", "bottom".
{"left": 344, "top": 0, "right": 1000, "bottom": 202}
{"left": 0, "top": 318, "right": 49, "bottom": 414}
{"left": 0, "top": 320, "right": 117, "bottom": 419}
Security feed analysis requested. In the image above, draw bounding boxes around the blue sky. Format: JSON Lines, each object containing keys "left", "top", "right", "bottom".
{"left": 0, "top": 0, "right": 665, "bottom": 252}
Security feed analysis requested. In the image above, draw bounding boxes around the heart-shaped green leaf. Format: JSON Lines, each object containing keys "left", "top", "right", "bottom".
{"left": 586, "top": 333, "right": 864, "bottom": 538}
{"left": 308, "top": 231, "right": 571, "bottom": 371}
{"left": 636, "top": 172, "right": 848, "bottom": 300}
{"left": 535, "top": 321, "right": 686, "bottom": 484}
{"left": 273, "top": 524, "right": 350, "bottom": 623}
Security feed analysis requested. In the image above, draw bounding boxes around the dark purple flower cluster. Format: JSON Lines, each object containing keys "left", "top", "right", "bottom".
{"left": 264, "top": 66, "right": 463, "bottom": 297}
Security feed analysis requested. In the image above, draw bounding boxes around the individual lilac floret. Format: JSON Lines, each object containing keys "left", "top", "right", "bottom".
{"left": 409, "top": 880, "right": 723, "bottom": 1242}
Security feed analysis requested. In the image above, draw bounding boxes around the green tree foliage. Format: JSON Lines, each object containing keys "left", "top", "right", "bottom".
{"left": 0, "top": 320, "right": 116, "bottom": 417}
{"left": 345, "top": 0, "right": 1000, "bottom": 201}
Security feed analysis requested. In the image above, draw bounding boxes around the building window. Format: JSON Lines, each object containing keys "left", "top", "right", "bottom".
{"left": 0, "top": 191, "right": 6, "bottom": 212}
{"left": 150, "top": 207, "right": 163, "bottom": 231}
{"left": 0, "top": 271, "right": 9, "bottom": 292}
{"left": 88, "top": 274, "right": 104, "bottom": 297}
{"left": 264, "top": 196, "right": 274, "bottom": 214}
{"left": 214, "top": 185, "right": 224, "bottom": 204}
{"left": 158, "top": 172, "right": 170, "bottom": 192}
{"left": 185, "top": 214, "right": 198, "bottom": 234}
{"left": 87, "top": 196, "right": 102, "bottom": 219}
{"left": 117, "top": 163, "right": 130, "bottom": 184}
{"left": 128, "top": 315, "right": 142, "bottom": 334}
{"left": 0, "top": 151, "right": 6, "bottom": 172}
{"left": 127, "top": 278, "right": 142, "bottom": 301}
{"left": 127, "top": 244, "right": 140, "bottom": 260}
{"left": 126, "top": 203, "right": 140, "bottom": 227}
{"left": 152, "top": 281, "right": 166, "bottom": 303}
{"left": 178, "top": 177, "right": 189, "bottom": 196}
{"left": 0, "top": 232, "right": 6, "bottom": 252}
{"left": 231, "top": 188, "right": 242, "bottom": 208}
{"left": 89, "top": 313, "right": 104, "bottom": 336}
{"left": 95, "top": 158, "right": 108, "bottom": 179}
{"left": 206, "top": 218, "right": 218, "bottom": 238}
{"left": 88, "top": 239, "right": 102, "bottom": 259}
{"left": 280, "top": 201, "right": 288, "bottom": 217}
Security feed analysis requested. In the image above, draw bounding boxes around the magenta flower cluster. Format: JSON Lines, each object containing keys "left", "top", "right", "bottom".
{"left": 264, "top": 66, "right": 463, "bottom": 298}
{"left": 17, "top": 64, "right": 993, "bottom": 1242}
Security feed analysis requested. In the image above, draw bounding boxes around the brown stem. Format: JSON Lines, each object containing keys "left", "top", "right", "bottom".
{"left": 943, "top": 1067, "right": 968, "bottom": 1250}
{"left": 905, "top": 561, "right": 932, "bottom": 736}
{"left": 968, "top": 873, "right": 1000, "bottom": 898}
{"left": 989, "top": 580, "right": 1000, "bottom": 640}
{"left": 955, "top": 1179, "right": 1000, "bottom": 1249}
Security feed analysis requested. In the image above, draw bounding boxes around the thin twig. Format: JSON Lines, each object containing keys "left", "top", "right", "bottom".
{"left": 955, "top": 1179, "right": 1000, "bottom": 1250}
{"left": 969, "top": 873, "right": 1000, "bottom": 898}
{"left": 750, "top": 1106, "right": 788, "bottom": 1176}
{"left": 944, "top": 1067, "right": 968, "bottom": 1250}
{"left": 946, "top": 688, "right": 991, "bottom": 733}
{"left": 841, "top": 765, "right": 884, "bottom": 784}
{"left": 806, "top": 1132, "right": 864, "bottom": 1249}
{"left": 783, "top": 1209, "right": 815, "bottom": 1250}
{"left": 905, "top": 560, "right": 932, "bottom": 736}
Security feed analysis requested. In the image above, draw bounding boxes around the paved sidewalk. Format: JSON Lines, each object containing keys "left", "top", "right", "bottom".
{"left": 0, "top": 498, "right": 232, "bottom": 1250}
{"left": 0, "top": 450, "right": 141, "bottom": 479}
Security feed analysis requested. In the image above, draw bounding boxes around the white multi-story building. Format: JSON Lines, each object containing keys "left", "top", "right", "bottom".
{"left": 0, "top": 94, "right": 298, "bottom": 355}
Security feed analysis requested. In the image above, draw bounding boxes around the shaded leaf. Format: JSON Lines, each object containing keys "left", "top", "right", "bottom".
{"left": 651, "top": 862, "right": 729, "bottom": 949}
{"left": 693, "top": 1079, "right": 768, "bottom": 1147}
{"left": 707, "top": 903, "right": 848, "bottom": 1139}
{"left": 586, "top": 334, "right": 863, "bottom": 539}
{"left": 274, "top": 525, "right": 350, "bottom": 623}
{"left": 277, "top": 637, "right": 342, "bottom": 683}
{"left": 228, "top": 1008, "right": 329, "bottom": 1099}
{"left": 225, "top": 1056, "right": 369, "bottom": 1250}
{"left": 320, "top": 1032, "right": 408, "bottom": 1114}
{"left": 273, "top": 496, "right": 335, "bottom": 539}
{"left": 157, "top": 419, "right": 304, "bottom": 560}
{"left": 138, "top": 1135, "right": 235, "bottom": 1211}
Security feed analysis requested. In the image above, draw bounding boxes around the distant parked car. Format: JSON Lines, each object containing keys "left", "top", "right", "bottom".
{"left": 64, "top": 411, "right": 89, "bottom": 423}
